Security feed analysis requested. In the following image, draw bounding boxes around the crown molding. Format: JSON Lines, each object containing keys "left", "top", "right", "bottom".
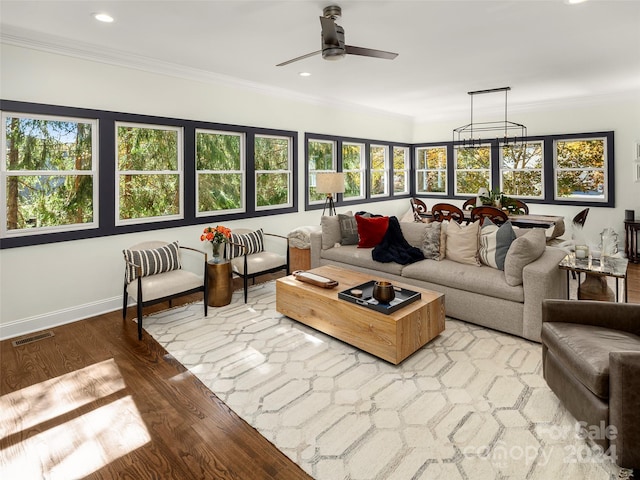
{"left": 1, "top": 25, "right": 412, "bottom": 122}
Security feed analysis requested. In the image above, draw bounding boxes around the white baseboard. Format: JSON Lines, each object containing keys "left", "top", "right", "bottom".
{"left": 0, "top": 297, "right": 123, "bottom": 341}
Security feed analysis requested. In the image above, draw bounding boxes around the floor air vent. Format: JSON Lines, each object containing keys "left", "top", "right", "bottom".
{"left": 12, "top": 331, "right": 55, "bottom": 347}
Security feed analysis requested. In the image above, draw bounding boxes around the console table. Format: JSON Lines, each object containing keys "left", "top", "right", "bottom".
{"left": 558, "top": 254, "right": 629, "bottom": 302}
{"left": 625, "top": 220, "right": 640, "bottom": 263}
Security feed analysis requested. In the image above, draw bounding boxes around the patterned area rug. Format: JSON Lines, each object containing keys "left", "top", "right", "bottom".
{"left": 143, "top": 282, "right": 629, "bottom": 480}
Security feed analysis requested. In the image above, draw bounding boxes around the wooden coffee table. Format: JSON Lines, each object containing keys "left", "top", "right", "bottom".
{"left": 275, "top": 265, "right": 445, "bottom": 364}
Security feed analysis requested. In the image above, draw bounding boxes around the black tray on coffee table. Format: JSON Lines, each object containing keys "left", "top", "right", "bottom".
{"left": 338, "top": 281, "right": 422, "bottom": 315}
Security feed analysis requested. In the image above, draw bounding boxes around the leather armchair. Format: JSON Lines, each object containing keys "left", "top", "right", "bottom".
{"left": 541, "top": 299, "right": 640, "bottom": 469}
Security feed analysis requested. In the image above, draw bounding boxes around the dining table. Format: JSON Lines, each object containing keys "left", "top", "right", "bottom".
{"left": 420, "top": 211, "right": 565, "bottom": 239}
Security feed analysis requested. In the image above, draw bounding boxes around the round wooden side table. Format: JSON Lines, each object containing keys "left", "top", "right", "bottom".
{"left": 207, "top": 260, "right": 233, "bottom": 307}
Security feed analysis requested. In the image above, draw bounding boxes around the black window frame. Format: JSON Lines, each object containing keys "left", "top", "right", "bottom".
{"left": 304, "top": 132, "right": 412, "bottom": 213}
{"left": 413, "top": 131, "right": 615, "bottom": 208}
{"left": 0, "top": 100, "right": 298, "bottom": 249}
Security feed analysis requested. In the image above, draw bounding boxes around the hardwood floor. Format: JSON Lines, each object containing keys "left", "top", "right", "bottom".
{"left": 1, "top": 274, "right": 310, "bottom": 480}
{"left": 2, "top": 265, "right": 639, "bottom": 479}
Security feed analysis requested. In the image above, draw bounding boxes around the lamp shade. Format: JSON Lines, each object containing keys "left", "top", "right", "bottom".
{"left": 316, "top": 172, "right": 345, "bottom": 194}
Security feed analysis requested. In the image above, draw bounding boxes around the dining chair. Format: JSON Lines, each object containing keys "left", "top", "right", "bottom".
{"left": 462, "top": 198, "right": 476, "bottom": 211}
{"left": 410, "top": 198, "right": 427, "bottom": 215}
{"left": 470, "top": 206, "right": 509, "bottom": 225}
{"left": 410, "top": 198, "right": 428, "bottom": 222}
{"left": 431, "top": 203, "right": 465, "bottom": 224}
{"left": 513, "top": 199, "right": 529, "bottom": 215}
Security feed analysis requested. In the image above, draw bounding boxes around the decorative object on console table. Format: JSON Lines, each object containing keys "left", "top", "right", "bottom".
{"left": 316, "top": 172, "right": 345, "bottom": 217}
{"left": 625, "top": 219, "right": 640, "bottom": 264}
{"left": 207, "top": 259, "right": 232, "bottom": 307}
{"left": 575, "top": 244, "right": 590, "bottom": 260}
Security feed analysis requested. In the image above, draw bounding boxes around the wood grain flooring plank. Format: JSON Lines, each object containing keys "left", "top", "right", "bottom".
{"left": 1, "top": 280, "right": 310, "bottom": 480}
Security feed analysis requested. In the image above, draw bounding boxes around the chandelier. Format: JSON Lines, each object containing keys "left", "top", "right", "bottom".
{"left": 452, "top": 87, "right": 527, "bottom": 149}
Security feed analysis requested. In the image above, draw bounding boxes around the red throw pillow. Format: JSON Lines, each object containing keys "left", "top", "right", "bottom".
{"left": 355, "top": 215, "right": 389, "bottom": 248}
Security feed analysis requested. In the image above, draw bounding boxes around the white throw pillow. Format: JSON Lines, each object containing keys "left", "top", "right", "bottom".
{"left": 445, "top": 220, "right": 480, "bottom": 266}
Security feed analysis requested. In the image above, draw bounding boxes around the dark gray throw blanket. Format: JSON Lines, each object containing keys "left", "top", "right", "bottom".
{"left": 372, "top": 216, "right": 425, "bottom": 265}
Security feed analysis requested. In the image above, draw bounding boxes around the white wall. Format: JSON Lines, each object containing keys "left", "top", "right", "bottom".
{"left": 1, "top": 44, "right": 639, "bottom": 339}
{"left": 413, "top": 95, "right": 640, "bottom": 246}
{"left": 0, "top": 45, "right": 413, "bottom": 339}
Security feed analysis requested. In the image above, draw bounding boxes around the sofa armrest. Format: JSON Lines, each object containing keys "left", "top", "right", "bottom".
{"left": 542, "top": 299, "right": 640, "bottom": 336}
{"left": 610, "top": 351, "right": 640, "bottom": 468}
{"left": 520, "top": 247, "right": 568, "bottom": 341}
{"left": 310, "top": 231, "right": 322, "bottom": 269}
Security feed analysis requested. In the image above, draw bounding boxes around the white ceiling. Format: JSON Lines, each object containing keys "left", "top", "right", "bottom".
{"left": 2, "top": 0, "right": 640, "bottom": 122}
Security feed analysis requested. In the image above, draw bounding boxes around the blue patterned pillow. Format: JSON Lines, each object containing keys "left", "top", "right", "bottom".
{"left": 123, "top": 241, "right": 181, "bottom": 283}
{"left": 479, "top": 219, "right": 516, "bottom": 270}
{"left": 228, "top": 229, "right": 264, "bottom": 258}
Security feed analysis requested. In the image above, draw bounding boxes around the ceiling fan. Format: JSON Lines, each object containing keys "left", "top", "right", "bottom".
{"left": 276, "top": 5, "right": 398, "bottom": 67}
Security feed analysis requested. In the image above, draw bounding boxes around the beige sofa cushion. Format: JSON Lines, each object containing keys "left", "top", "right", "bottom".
{"left": 321, "top": 245, "right": 404, "bottom": 276}
{"left": 401, "top": 258, "right": 524, "bottom": 303}
{"left": 504, "top": 229, "right": 547, "bottom": 286}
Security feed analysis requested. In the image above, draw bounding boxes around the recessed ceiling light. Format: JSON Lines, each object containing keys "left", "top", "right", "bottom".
{"left": 93, "top": 12, "right": 114, "bottom": 23}
{"left": 566, "top": 0, "right": 587, "bottom": 4}
{"left": 299, "top": 72, "right": 311, "bottom": 77}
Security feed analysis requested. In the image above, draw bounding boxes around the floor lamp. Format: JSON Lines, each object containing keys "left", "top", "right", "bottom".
{"left": 316, "top": 172, "right": 345, "bottom": 217}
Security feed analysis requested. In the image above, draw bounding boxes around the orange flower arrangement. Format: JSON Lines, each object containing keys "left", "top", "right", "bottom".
{"left": 201, "top": 225, "right": 232, "bottom": 254}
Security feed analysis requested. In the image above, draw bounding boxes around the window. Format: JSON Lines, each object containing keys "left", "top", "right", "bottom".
{"left": 254, "top": 134, "right": 292, "bottom": 210}
{"left": 116, "top": 123, "right": 183, "bottom": 224}
{"left": 342, "top": 142, "right": 365, "bottom": 200}
{"left": 196, "top": 129, "right": 244, "bottom": 215}
{"left": 1, "top": 112, "right": 98, "bottom": 237}
{"left": 370, "top": 145, "right": 389, "bottom": 197}
{"left": 307, "top": 139, "right": 335, "bottom": 204}
{"left": 415, "top": 146, "right": 447, "bottom": 195}
{"left": 454, "top": 146, "right": 491, "bottom": 196}
{"left": 393, "top": 146, "right": 410, "bottom": 195}
{"left": 500, "top": 141, "right": 544, "bottom": 198}
{"left": 555, "top": 137, "right": 608, "bottom": 202}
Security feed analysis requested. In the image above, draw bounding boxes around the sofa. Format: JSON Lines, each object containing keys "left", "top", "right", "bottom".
{"left": 309, "top": 214, "right": 568, "bottom": 343}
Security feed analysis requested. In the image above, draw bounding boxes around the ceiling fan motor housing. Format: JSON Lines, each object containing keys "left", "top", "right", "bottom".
{"left": 321, "top": 24, "right": 346, "bottom": 60}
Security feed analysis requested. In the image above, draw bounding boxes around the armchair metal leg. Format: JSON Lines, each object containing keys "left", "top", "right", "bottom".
{"left": 137, "top": 300, "right": 143, "bottom": 340}
{"left": 244, "top": 275, "right": 248, "bottom": 303}
{"left": 122, "top": 285, "right": 128, "bottom": 319}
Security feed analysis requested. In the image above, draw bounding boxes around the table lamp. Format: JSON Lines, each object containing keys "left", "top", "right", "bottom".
{"left": 316, "top": 172, "right": 345, "bottom": 216}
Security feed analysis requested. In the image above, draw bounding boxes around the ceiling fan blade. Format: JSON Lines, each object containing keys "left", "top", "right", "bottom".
{"left": 345, "top": 45, "right": 398, "bottom": 60}
{"left": 276, "top": 50, "right": 321, "bottom": 67}
{"left": 319, "top": 16, "right": 340, "bottom": 46}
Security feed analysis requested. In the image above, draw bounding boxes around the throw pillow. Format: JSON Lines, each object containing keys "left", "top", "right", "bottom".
{"left": 228, "top": 229, "right": 264, "bottom": 259}
{"left": 321, "top": 211, "right": 352, "bottom": 249}
{"left": 400, "top": 208, "right": 416, "bottom": 223}
{"left": 420, "top": 222, "right": 442, "bottom": 260}
{"left": 355, "top": 215, "right": 389, "bottom": 248}
{"left": 123, "top": 241, "right": 181, "bottom": 284}
{"left": 479, "top": 219, "right": 516, "bottom": 270}
{"left": 439, "top": 220, "right": 448, "bottom": 259}
{"left": 338, "top": 213, "right": 359, "bottom": 245}
{"left": 445, "top": 220, "right": 480, "bottom": 266}
{"left": 503, "top": 228, "right": 547, "bottom": 286}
